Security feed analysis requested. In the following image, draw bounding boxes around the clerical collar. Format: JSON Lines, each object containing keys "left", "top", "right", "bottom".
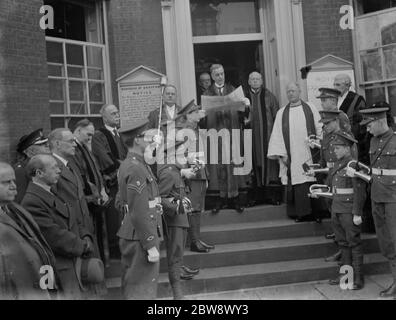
{"left": 33, "top": 181, "right": 53, "bottom": 194}
{"left": 52, "top": 153, "right": 68, "bottom": 167}
{"left": 290, "top": 100, "right": 302, "bottom": 107}
{"left": 215, "top": 83, "right": 224, "bottom": 89}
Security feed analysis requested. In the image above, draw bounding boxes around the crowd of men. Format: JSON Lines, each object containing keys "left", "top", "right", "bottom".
{"left": 1, "top": 62, "right": 396, "bottom": 300}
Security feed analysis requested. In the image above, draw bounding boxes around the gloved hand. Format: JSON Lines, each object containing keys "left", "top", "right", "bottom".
{"left": 147, "top": 246, "right": 160, "bottom": 263}
{"left": 82, "top": 237, "right": 94, "bottom": 258}
{"left": 353, "top": 215, "right": 362, "bottom": 226}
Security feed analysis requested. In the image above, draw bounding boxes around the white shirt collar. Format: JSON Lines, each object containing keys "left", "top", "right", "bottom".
{"left": 52, "top": 153, "right": 68, "bottom": 167}
{"left": 33, "top": 181, "right": 53, "bottom": 194}
{"left": 165, "top": 104, "right": 176, "bottom": 118}
{"left": 215, "top": 83, "right": 224, "bottom": 89}
{"left": 105, "top": 124, "right": 117, "bottom": 135}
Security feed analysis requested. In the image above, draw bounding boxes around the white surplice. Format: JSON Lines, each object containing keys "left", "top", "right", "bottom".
{"left": 267, "top": 101, "right": 322, "bottom": 186}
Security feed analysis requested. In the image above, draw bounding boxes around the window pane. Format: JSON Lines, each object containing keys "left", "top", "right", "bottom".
{"left": 46, "top": 41, "right": 64, "bottom": 64}
{"left": 66, "top": 44, "right": 84, "bottom": 66}
{"left": 190, "top": 0, "right": 260, "bottom": 36}
{"left": 90, "top": 103, "right": 103, "bottom": 115}
{"left": 48, "top": 79, "right": 65, "bottom": 101}
{"left": 365, "top": 86, "right": 386, "bottom": 106}
{"left": 88, "top": 69, "right": 103, "bottom": 80}
{"left": 70, "top": 103, "right": 86, "bottom": 115}
{"left": 89, "top": 82, "right": 105, "bottom": 103}
{"left": 69, "top": 80, "right": 85, "bottom": 102}
{"left": 68, "top": 66, "right": 85, "bottom": 78}
{"left": 389, "top": 84, "right": 396, "bottom": 117}
{"left": 50, "top": 117, "right": 66, "bottom": 130}
{"left": 361, "top": 50, "right": 383, "bottom": 81}
{"left": 50, "top": 102, "right": 66, "bottom": 114}
{"left": 384, "top": 45, "right": 396, "bottom": 78}
{"left": 48, "top": 64, "right": 64, "bottom": 77}
{"left": 86, "top": 46, "right": 103, "bottom": 68}
{"left": 379, "top": 10, "right": 396, "bottom": 46}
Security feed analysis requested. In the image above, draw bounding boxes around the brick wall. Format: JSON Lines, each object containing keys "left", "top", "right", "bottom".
{"left": 0, "top": 0, "right": 50, "bottom": 164}
{"left": 106, "top": 0, "right": 166, "bottom": 104}
{"left": 302, "top": 0, "right": 354, "bottom": 64}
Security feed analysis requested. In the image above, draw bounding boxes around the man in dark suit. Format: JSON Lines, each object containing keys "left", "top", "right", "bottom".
{"left": 92, "top": 104, "right": 127, "bottom": 256}
{"left": 14, "top": 129, "right": 50, "bottom": 203}
{"left": 147, "top": 85, "right": 183, "bottom": 129}
{"left": 22, "top": 155, "right": 94, "bottom": 299}
{"left": 0, "top": 162, "right": 57, "bottom": 300}
{"left": 73, "top": 119, "right": 110, "bottom": 265}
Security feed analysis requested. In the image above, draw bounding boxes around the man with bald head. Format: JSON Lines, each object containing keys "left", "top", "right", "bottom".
{"left": 245, "top": 71, "right": 280, "bottom": 205}
{"left": 268, "top": 82, "right": 323, "bottom": 222}
{"left": 0, "top": 162, "right": 57, "bottom": 299}
{"left": 92, "top": 104, "right": 127, "bottom": 256}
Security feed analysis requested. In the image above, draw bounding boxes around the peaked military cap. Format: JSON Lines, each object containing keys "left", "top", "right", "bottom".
{"left": 316, "top": 88, "right": 342, "bottom": 99}
{"left": 119, "top": 119, "right": 149, "bottom": 137}
{"left": 319, "top": 109, "right": 340, "bottom": 124}
{"left": 359, "top": 104, "right": 389, "bottom": 126}
{"left": 332, "top": 131, "right": 357, "bottom": 146}
{"left": 17, "top": 128, "right": 48, "bottom": 154}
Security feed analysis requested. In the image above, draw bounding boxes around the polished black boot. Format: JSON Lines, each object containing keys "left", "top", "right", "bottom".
{"left": 325, "top": 233, "right": 336, "bottom": 240}
{"left": 329, "top": 247, "right": 351, "bottom": 285}
{"left": 199, "top": 239, "right": 215, "bottom": 250}
{"left": 190, "top": 240, "right": 209, "bottom": 253}
{"left": 351, "top": 246, "right": 364, "bottom": 290}
{"left": 211, "top": 198, "right": 223, "bottom": 214}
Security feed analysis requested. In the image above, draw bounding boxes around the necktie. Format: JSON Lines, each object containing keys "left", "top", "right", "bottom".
{"left": 218, "top": 87, "right": 223, "bottom": 96}
{"left": 113, "top": 128, "right": 119, "bottom": 137}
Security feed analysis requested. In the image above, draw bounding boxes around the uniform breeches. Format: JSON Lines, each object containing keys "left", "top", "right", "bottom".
{"left": 165, "top": 226, "right": 187, "bottom": 288}
{"left": 332, "top": 212, "right": 362, "bottom": 249}
{"left": 371, "top": 201, "right": 396, "bottom": 261}
{"left": 119, "top": 239, "right": 159, "bottom": 300}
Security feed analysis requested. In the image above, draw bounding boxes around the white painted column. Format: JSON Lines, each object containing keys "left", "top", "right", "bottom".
{"left": 161, "top": 0, "right": 180, "bottom": 96}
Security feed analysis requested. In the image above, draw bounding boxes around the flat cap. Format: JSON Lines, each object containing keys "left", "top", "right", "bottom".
{"left": 359, "top": 105, "right": 389, "bottom": 126}
{"left": 316, "top": 88, "right": 341, "bottom": 99}
{"left": 319, "top": 110, "right": 340, "bottom": 124}
{"left": 17, "top": 128, "right": 48, "bottom": 154}
{"left": 332, "top": 131, "right": 357, "bottom": 146}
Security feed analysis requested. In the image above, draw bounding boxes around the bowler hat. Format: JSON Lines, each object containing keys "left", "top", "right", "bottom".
{"left": 75, "top": 257, "right": 104, "bottom": 290}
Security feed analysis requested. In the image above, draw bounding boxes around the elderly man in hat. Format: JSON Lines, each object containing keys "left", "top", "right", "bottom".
{"left": 0, "top": 161, "right": 58, "bottom": 299}
{"left": 312, "top": 131, "right": 366, "bottom": 290}
{"left": 14, "top": 129, "right": 49, "bottom": 203}
{"left": 360, "top": 105, "right": 396, "bottom": 297}
{"left": 21, "top": 154, "right": 98, "bottom": 299}
{"left": 117, "top": 120, "right": 164, "bottom": 300}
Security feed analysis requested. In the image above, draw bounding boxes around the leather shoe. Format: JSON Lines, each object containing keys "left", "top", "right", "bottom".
{"left": 180, "top": 272, "right": 194, "bottom": 280}
{"left": 325, "top": 233, "right": 336, "bottom": 240}
{"left": 380, "top": 282, "right": 396, "bottom": 297}
{"left": 295, "top": 215, "right": 315, "bottom": 223}
{"left": 181, "top": 265, "right": 199, "bottom": 275}
{"left": 324, "top": 250, "right": 342, "bottom": 262}
{"left": 352, "top": 277, "right": 365, "bottom": 290}
{"left": 235, "top": 204, "right": 245, "bottom": 213}
{"left": 190, "top": 241, "right": 210, "bottom": 253}
{"left": 199, "top": 239, "right": 215, "bottom": 250}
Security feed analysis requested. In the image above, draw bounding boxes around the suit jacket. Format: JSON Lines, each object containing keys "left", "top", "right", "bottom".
{"left": 147, "top": 104, "right": 183, "bottom": 129}
{"left": 0, "top": 202, "right": 57, "bottom": 300}
{"left": 22, "top": 183, "right": 88, "bottom": 298}
{"left": 52, "top": 155, "right": 94, "bottom": 236}
{"left": 14, "top": 158, "right": 30, "bottom": 204}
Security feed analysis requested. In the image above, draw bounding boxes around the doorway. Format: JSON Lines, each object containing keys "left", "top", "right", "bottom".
{"left": 194, "top": 41, "right": 264, "bottom": 98}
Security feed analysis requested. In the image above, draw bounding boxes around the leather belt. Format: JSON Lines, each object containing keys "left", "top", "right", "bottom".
{"left": 327, "top": 162, "right": 335, "bottom": 168}
{"left": 332, "top": 187, "right": 354, "bottom": 195}
{"left": 372, "top": 168, "right": 396, "bottom": 176}
{"left": 149, "top": 197, "right": 161, "bottom": 208}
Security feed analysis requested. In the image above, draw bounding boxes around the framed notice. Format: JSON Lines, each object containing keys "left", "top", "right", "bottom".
{"left": 116, "top": 65, "right": 165, "bottom": 127}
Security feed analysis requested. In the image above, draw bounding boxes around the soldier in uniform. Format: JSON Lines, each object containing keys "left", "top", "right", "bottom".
{"left": 177, "top": 102, "right": 215, "bottom": 253}
{"left": 14, "top": 129, "right": 49, "bottom": 203}
{"left": 157, "top": 137, "right": 198, "bottom": 300}
{"left": 323, "top": 131, "right": 366, "bottom": 290}
{"left": 117, "top": 120, "right": 164, "bottom": 300}
{"left": 360, "top": 106, "right": 396, "bottom": 297}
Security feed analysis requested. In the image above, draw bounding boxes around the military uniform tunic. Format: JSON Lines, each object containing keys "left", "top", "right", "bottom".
{"left": 369, "top": 129, "right": 396, "bottom": 263}
{"left": 157, "top": 164, "right": 189, "bottom": 299}
{"left": 117, "top": 152, "right": 163, "bottom": 300}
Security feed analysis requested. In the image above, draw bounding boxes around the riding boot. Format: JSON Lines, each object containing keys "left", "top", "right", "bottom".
{"left": 351, "top": 245, "right": 364, "bottom": 290}
{"left": 329, "top": 247, "right": 351, "bottom": 285}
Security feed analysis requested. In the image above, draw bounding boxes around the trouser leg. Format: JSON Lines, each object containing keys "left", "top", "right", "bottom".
{"left": 188, "top": 212, "right": 200, "bottom": 244}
